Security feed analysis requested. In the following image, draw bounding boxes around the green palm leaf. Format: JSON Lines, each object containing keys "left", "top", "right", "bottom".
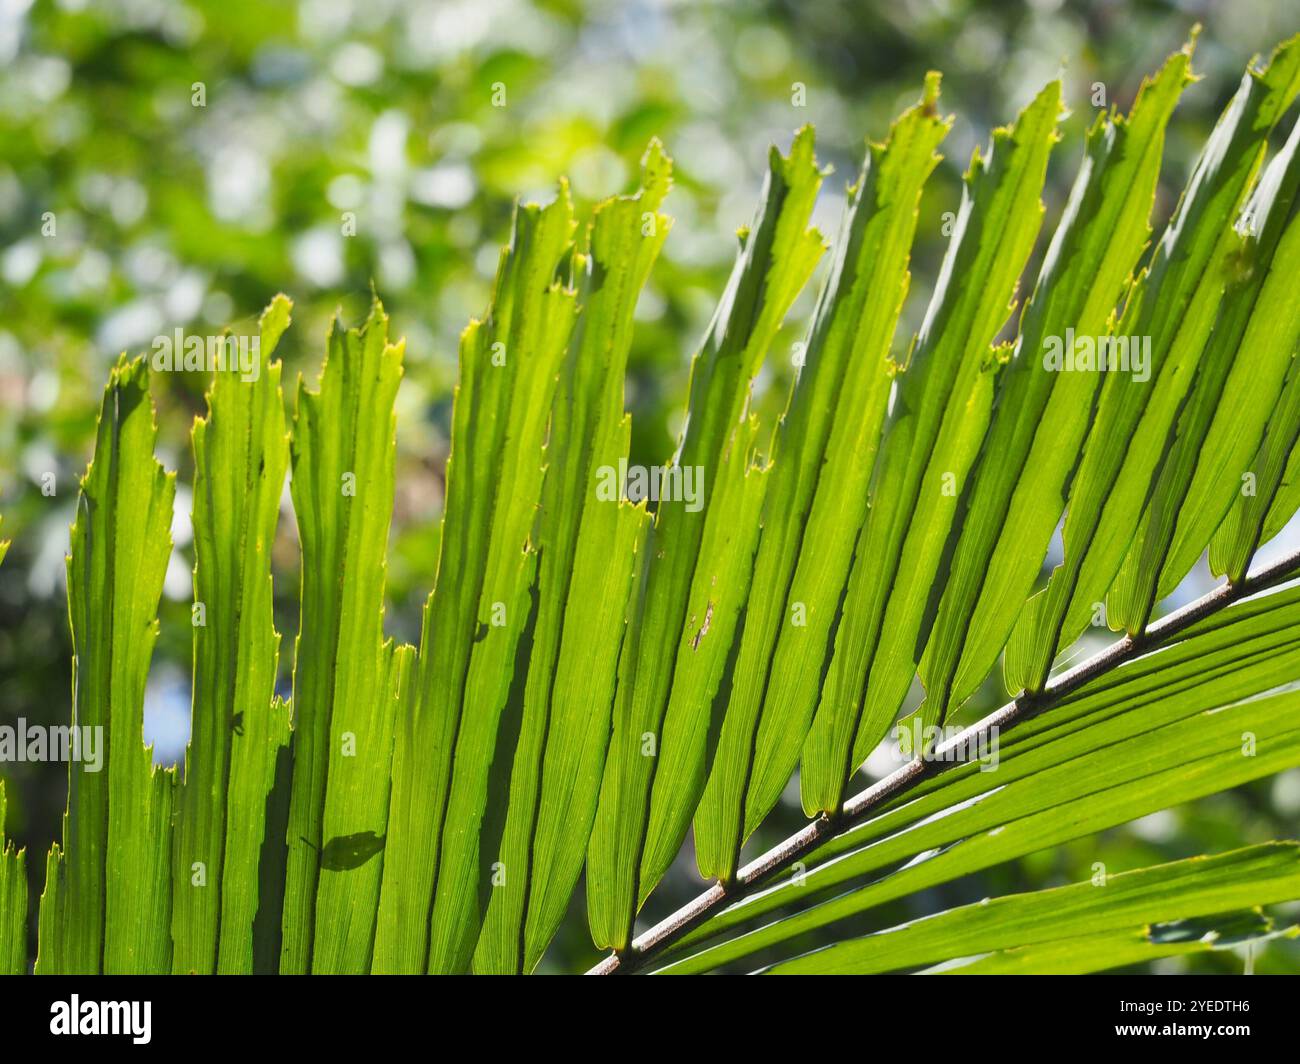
{"left": 768, "top": 844, "right": 1300, "bottom": 975}
{"left": 1, "top": 779, "right": 25, "bottom": 975}
{"left": 37, "top": 357, "right": 175, "bottom": 974}
{"left": 1006, "top": 35, "right": 1300, "bottom": 691}
{"left": 928, "top": 915, "right": 1295, "bottom": 974}
{"left": 0, "top": 524, "right": 19, "bottom": 974}
{"left": 803, "top": 81, "right": 1061, "bottom": 817}
{"left": 586, "top": 127, "right": 825, "bottom": 951}
{"left": 281, "top": 299, "right": 408, "bottom": 974}
{"left": 920, "top": 46, "right": 1191, "bottom": 721}
{"left": 9, "top": 31, "right": 1300, "bottom": 979}
{"left": 696, "top": 75, "right": 949, "bottom": 884}
{"left": 172, "top": 297, "right": 293, "bottom": 975}
{"left": 474, "top": 145, "right": 668, "bottom": 974}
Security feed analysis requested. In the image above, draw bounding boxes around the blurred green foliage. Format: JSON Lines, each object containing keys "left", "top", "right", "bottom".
{"left": 1, "top": 0, "right": 1298, "bottom": 972}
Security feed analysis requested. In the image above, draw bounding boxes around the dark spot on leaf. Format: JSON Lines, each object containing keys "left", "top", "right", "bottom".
{"left": 232, "top": 711, "right": 245, "bottom": 736}
{"left": 1148, "top": 911, "right": 1269, "bottom": 946}
{"left": 319, "top": 831, "right": 386, "bottom": 871}
{"left": 473, "top": 620, "right": 489, "bottom": 643}
{"left": 691, "top": 601, "right": 714, "bottom": 650}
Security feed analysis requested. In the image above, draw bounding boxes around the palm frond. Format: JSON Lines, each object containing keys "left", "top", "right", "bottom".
{"left": 7, "top": 31, "right": 1300, "bottom": 977}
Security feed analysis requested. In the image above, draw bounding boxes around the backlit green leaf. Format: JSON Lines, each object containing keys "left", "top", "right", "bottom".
{"left": 802, "top": 80, "right": 1061, "bottom": 815}
{"left": 769, "top": 844, "right": 1300, "bottom": 974}
{"left": 280, "top": 300, "right": 406, "bottom": 974}
{"left": 587, "top": 127, "right": 826, "bottom": 950}
{"left": 172, "top": 296, "right": 292, "bottom": 975}
{"left": 38, "top": 356, "right": 176, "bottom": 974}
{"left": 696, "top": 76, "right": 950, "bottom": 883}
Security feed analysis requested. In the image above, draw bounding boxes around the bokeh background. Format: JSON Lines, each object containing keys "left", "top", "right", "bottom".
{"left": 2, "top": 0, "right": 1299, "bottom": 972}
